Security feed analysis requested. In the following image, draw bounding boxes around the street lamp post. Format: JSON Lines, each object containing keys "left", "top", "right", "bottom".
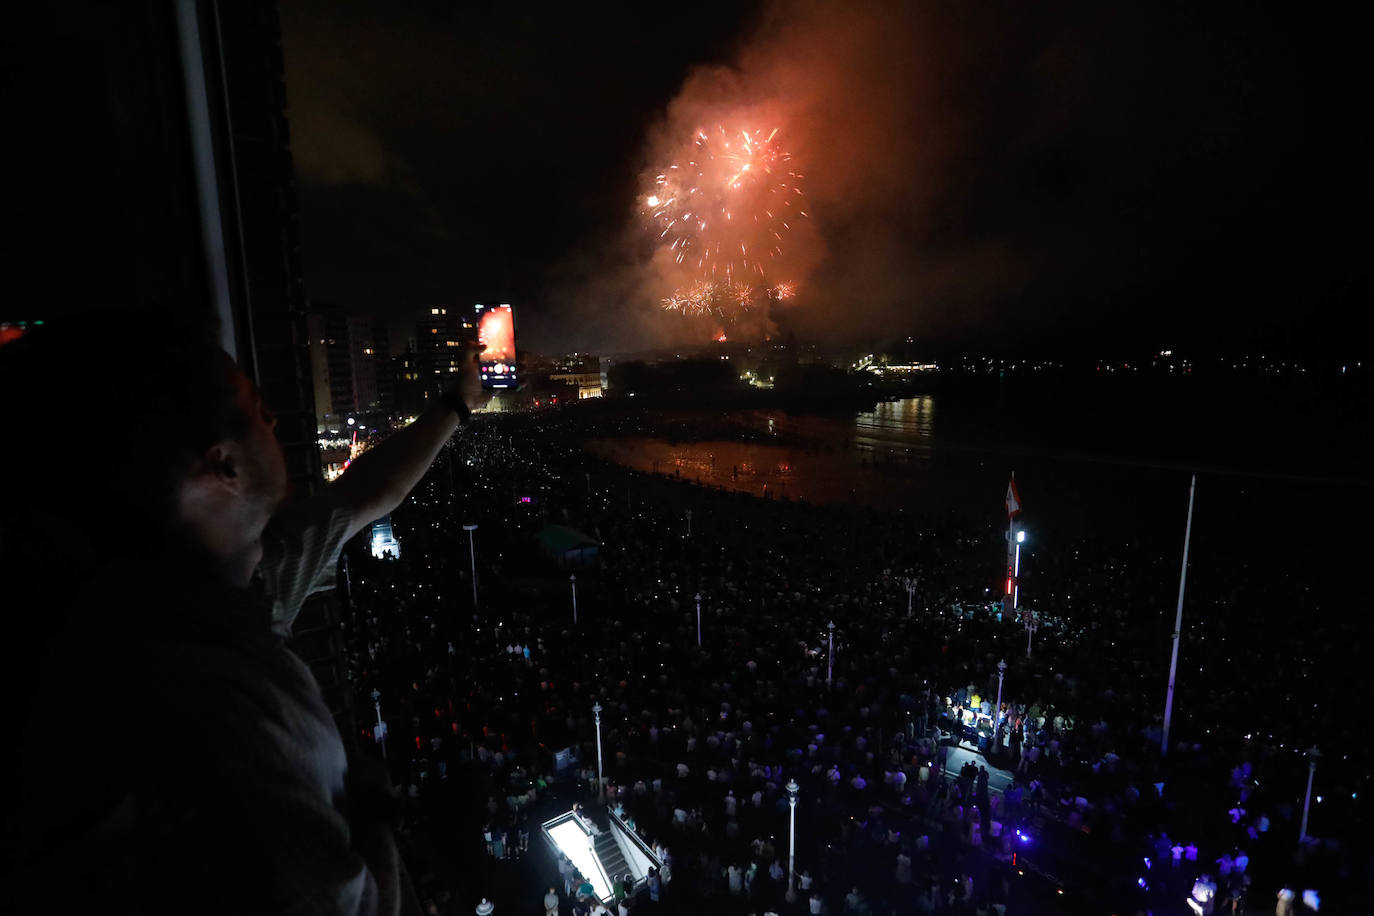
{"left": 1161, "top": 475, "right": 1197, "bottom": 757}
{"left": 904, "top": 577, "right": 916, "bottom": 618}
{"left": 570, "top": 573, "right": 578, "bottom": 625}
{"left": 1022, "top": 609, "right": 1038, "bottom": 659}
{"left": 827, "top": 621, "right": 836, "bottom": 689}
{"left": 1012, "top": 529, "right": 1026, "bottom": 610}
{"left": 371, "top": 688, "right": 387, "bottom": 761}
{"left": 1299, "top": 746, "right": 1321, "bottom": 843}
{"left": 685, "top": 508, "right": 692, "bottom": 538}
{"left": 593, "top": 702, "right": 604, "bottom": 804}
{"left": 695, "top": 592, "right": 702, "bottom": 647}
{"left": 785, "top": 779, "right": 800, "bottom": 902}
{"left": 463, "top": 523, "right": 479, "bottom": 611}
{"left": 993, "top": 659, "right": 1007, "bottom": 756}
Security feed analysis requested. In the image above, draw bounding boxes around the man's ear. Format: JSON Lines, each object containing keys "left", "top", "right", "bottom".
{"left": 198, "top": 440, "right": 243, "bottom": 491}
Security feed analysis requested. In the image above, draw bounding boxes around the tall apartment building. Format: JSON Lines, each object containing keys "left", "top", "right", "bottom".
{"left": 348, "top": 314, "right": 390, "bottom": 416}
{"left": 391, "top": 343, "right": 426, "bottom": 419}
{"left": 307, "top": 303, "right": 391, "bottom": 433}
{"left": 413, "top": 306, "right": 475, "bottom": 402}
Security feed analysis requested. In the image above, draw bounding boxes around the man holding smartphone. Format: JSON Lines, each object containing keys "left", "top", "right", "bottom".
{"left": 2, "top": 311, "right": 484, "bottom": 915}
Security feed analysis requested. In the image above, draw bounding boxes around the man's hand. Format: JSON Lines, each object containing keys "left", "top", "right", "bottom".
{"left": 452, "top": 341, "right": 491, "bottom": 413}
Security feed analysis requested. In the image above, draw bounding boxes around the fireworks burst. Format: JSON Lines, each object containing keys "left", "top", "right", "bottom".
{"left": 660, "top": 280, "right": 760, "bottom": 317}
{"left": 769, "top": 282, "right": 795, "bottom": 301}
{"left": 647, "top": 125, "right": 805, "bottom": 321}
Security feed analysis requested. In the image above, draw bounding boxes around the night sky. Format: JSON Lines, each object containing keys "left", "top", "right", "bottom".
{"left": 280, "top": 0, "right": 1373, "bottom": 355}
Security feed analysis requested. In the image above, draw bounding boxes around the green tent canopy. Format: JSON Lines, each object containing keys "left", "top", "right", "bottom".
{"left": 535, "top": 525, "right": 600, "bottom": 569}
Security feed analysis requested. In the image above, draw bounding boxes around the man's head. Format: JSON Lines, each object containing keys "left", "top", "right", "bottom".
{"left": 0, "top": 310, "right": 285, "bottom": 584}
{"left": 175, "top": 353, "right": 288, "bottom": 585}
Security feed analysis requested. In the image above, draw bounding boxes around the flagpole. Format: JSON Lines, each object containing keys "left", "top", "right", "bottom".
{"left": 1008, "top": 511, "right": 1016, "bottom": 614}
{"left": 1004, "top": 473, "right": 1019, "bottom": 618}
{"left": 1160, "top": 474, "right": 1196, "bottom": 756}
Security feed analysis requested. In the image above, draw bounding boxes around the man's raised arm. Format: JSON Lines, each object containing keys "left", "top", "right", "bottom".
{"left": 326, "top": 348, "right": 480, "bottom": 541}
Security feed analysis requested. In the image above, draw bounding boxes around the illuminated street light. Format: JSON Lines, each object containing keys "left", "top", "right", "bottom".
{"left": 371, "top": 688, "right": 387, "bottom": 761}
{"left": 993, "top": 660, "right": 1007, "bottom": 754}
{"left": 1022, "top": 609, "right": 1039, "bottom": 659}
{"left": 1300, "top": 746, "right": 1321, "bottom": 842}
{"left": 1161, "top": 476, "right": 1197, "bottom": 757}
{"left": 1012, "top": 529, "right": 1025, "bottom": 609}
{"left": 785, "top": 779, "right": 800, "bottom": 902}
{"left": 827, "top": 621, "right": 836, "bottom": 689}
{"left": 463, "top": 523, "right": 479, "bottom": 611}
{"left": 695, "top": 592, "right": 702, "bottom": 647}
{"left": 593, "top": 702, "right": 604, "bottom": 803}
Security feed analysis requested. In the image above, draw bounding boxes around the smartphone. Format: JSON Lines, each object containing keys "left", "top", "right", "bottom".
{"left": 475, "top": 303, "right": 517, "bottom": 389}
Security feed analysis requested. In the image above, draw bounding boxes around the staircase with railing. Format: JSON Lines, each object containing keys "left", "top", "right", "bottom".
{"left": 591, "top": 827, "right": 630, "bottom": 890}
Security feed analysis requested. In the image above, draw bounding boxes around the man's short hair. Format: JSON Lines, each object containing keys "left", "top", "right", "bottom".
{"left": 0, "top": 308, "right": 249, "bottom": 546}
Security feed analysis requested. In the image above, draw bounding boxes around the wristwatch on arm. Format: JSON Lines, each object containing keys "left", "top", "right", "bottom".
{"left": 438, "top": 389, "right": 471, "bottom": 425}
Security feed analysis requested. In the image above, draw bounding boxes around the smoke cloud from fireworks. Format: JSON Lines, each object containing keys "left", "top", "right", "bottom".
{"left": 628, "top": 0, "right": 963, "bottom": 345}
{"left": 547, "top": 0, "right": 1312, "bottom": 352}
{"left": 616, "top": 0, "right": 1247, "bottom": 351}
{"left": 280, "top": 1, "right": 1370, "bottom": 356}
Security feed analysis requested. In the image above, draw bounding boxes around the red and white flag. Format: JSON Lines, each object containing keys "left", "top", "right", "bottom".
{"left": 1005, "top": 477, "right": 1022, "bottom": 518}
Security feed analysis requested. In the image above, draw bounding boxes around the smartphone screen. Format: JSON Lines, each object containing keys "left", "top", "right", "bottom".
{"left": 476, "top": 303, "right": 517, "bottom": 389}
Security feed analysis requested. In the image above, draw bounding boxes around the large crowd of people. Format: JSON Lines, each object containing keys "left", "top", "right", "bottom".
{"left": 335, "top": 404, "right": 1360, "bottom": 914}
